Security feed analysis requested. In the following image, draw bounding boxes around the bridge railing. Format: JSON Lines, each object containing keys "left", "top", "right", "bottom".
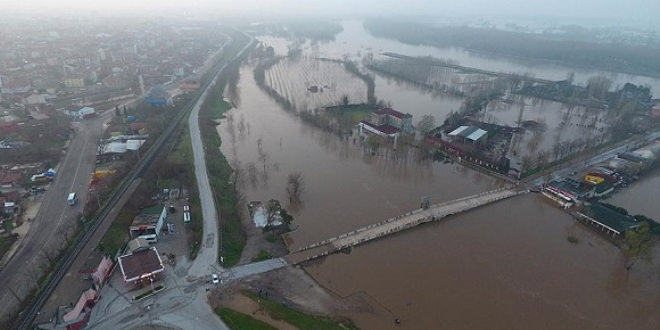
{"left": 293, "top": 188, "right": 516, "bottom": 253}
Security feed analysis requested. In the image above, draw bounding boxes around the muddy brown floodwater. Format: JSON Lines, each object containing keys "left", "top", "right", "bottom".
{"left": 604, "top": 167, "right": 660, "bottom": 221}
{"left": 217, "top": 63, "right": 660, "bottom": 330}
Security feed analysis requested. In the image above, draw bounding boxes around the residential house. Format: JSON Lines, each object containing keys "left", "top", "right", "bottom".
{"left": 1, "top": 172, "right": 23, "bottom": 188}
{"left": 359, "top": 107, "right": 414, "bottom": 138}
{"left": 370, "top": 107, "right": 413, "bottom": 134}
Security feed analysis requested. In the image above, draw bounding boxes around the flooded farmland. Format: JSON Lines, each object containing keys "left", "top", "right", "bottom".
{"left": 220, "top": 65, "right": 504, "bottom": 248}
{"left": 217, "top": 62, "right": 660, "bottom": 329}
{"left": 265, "top": 58, "right": 368, "bottom": 110}
{"left": 308, "top": 20, "right": 660, "bottom": 95}
{"left": 215, "top": 20, "right": 660, "bottom": 330}
{"left": 372, "top": 73, "right": 608, "bottom": 158}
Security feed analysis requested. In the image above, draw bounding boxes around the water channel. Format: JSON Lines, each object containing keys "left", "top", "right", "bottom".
{"left": 216, "top": 21, "right": 660, "bottom": 329}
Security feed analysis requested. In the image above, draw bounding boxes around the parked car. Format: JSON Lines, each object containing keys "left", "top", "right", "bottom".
{"left": 30, "top": 186, "right": 46, "bottom": 192}
{"left": 212, "top": 274, "right": 219, "bottom": 284}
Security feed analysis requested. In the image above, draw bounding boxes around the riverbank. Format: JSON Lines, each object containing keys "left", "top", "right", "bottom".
{"left": 209, "top": 265, "right": 394, "bottom": 330}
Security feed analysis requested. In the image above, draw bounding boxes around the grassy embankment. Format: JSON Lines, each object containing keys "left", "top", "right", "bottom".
{"left": 215, "top": 308, "right": 278, "bottom": 330}
{"left": 198, "top": 91, "right": 245, "bottom": 266}
{"left": 195, "top": 30, "right": 255, "bottom": 266}
{"left": 215, "top": 292, "right": 361, "bottom": 330}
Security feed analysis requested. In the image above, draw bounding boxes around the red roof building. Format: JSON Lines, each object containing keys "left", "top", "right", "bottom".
{"left": 369, "top": 107, "right": 413, "bottom": 134}
{"left": 118, "top": 246, "right": 164, "bottom": 284}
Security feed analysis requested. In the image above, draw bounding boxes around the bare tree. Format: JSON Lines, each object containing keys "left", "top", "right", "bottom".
{"left": 417, "top": 115, "right": 436, "bottom": 136}
{"left": 285, "top": 172, "right": 305, "bottom": 204}
{"left": 246, "top": 162, "right": 258, "bottom": 188}
{"left": 623, "top": 222, "right": 652, "bottom": 271}
{"left": 57, "top": 223, "right": 76, "bottom": 246}
{"left": 264, "top": 199, "right": 281, "bottom": 232}
{"left": 521, "top": 155, "right": 534, "bottom": 172}
{"left": 257, "top": 137, "right": 270, "bottom": 172}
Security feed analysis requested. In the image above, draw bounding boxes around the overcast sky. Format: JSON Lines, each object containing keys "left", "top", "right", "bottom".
{"left": 7, "top": 0, "right": 660, "bottom": 26}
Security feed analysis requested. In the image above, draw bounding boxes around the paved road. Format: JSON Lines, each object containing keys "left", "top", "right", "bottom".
{"left": 186, "top": 48, "right": 229, "bottom": 278}
{"left": 188, "top": 34, "right": 253, "bottom": 277}
{"left": 87, "top": 258, "right": 287, "bottom": 330}
{"left": 527, "top": 130, "right": 660, "bottom": 187}
{"left": 0, "top": 111, "right": 112, "bottom": 318}
{"left": 87, "top": 31, "right": 255, "bottom": 330}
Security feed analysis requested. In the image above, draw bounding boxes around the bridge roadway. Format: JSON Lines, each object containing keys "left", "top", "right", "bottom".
{"left": 285, "top": 188, "right": 527, "bottom": 264}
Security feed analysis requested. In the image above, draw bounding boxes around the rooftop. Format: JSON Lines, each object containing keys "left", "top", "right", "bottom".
{"left": 448, "top": 125, "right": 487, "bottom": 141}
{"left": 360, "top": 121, "right": 401, "bottom": 135}
{"left": 582, "top": 204, "right": 639, "bottom": 234}
{"left": 118, "top": 247, "right": 164, "bottom": 282}
{"left": 373, "top": 107, "right": 411, "bottom": 119}
{"left": 131, "top": 204, "right": 164, "bottom": 226}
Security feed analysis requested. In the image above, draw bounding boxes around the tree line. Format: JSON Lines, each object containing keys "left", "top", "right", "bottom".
{"left": 364, "top": 18, "right": 660, "bottom": 78}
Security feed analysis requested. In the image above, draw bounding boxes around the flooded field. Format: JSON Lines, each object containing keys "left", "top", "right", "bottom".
{"left": 309, "top": 20, "right": 660, "bottom": 95}
{"left": 265, "top": 58, "right": 368, "bottom": 110}
{"left": 221, "top": 65, "right": 503, "bottom": 248}
{"left": 217, "top": 62, "right": 660, "bottom": 329}
{"left": 371, "top": 72, "right": 607, "bottom": 158}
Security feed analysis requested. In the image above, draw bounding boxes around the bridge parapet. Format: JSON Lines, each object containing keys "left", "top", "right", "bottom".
{"left": 292, "top": 188, "right": 521, "bottom": 254}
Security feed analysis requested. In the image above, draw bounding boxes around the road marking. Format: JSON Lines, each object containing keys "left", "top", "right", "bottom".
{"left": 27, "top": 127, "right": 90, "bottom": 265}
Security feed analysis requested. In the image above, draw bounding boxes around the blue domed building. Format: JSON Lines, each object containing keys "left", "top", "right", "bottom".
{"left": 145, "top": 85, "right": 170, "bottom": 106}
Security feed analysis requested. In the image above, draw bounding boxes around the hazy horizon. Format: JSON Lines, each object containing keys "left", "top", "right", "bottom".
{"left": 3, "top": 0, "right": 659, "bottom": 29}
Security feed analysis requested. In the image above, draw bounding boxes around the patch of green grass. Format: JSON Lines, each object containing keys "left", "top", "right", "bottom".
{"left": 215, "top": 308, "right": 278, "bottom": 330}
{"left": 266, "top": 234, "right": 279, "bottom": 243}
{"left": 99, "top": 205, "right": 137, "bottom": 255}
{"left": 328, "top": 105, "right": 376, "bottom": 123}
{"left": 208, "top": 98, "right": 233, "bottom": 120}
{"left": 251, "top": 250, "right": 272, "bottom": 262}
{"left": 132, "top": 284, "right": 165, "bottom": 302}
{"left": 245, "top": 292, "right": 361, "bottom": 330}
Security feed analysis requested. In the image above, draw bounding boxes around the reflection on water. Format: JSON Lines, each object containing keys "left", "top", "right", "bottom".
{"left": 217, "top": 63, "right": 660, "bottom": 330}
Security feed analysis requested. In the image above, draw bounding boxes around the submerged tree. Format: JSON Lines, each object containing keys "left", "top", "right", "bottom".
{"left": 265, "top": 199, "right": 281, "bottom": 232}
{"left": 285, "top": 172, "right": 305, "bottom": 204}
{"left": 623, "top": 222, "right": 653, "bottom": 271}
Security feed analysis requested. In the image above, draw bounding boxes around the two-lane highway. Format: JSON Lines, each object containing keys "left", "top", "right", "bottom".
{"left": 0, "top": 111, "right": 111, "bottom": 320}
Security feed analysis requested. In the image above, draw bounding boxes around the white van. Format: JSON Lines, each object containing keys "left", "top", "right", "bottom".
{"left": 183, "top": 211, "right": 191, "bottom": 224}
{"left": 67, "top": 192, "right": 77, "bottom": 206}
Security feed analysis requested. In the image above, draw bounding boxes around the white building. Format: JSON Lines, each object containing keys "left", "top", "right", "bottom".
{"left": 63, "top": 106, "right": 95, "bottom": 119}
